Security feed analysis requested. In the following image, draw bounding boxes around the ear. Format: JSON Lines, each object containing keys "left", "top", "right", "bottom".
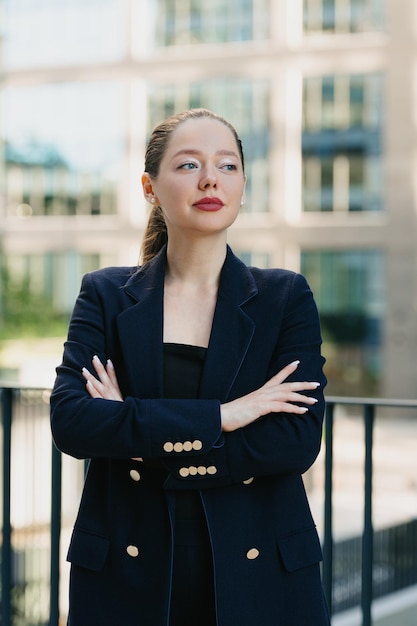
{"left": 141, "top": 173, "right": 159, "bottom": 205}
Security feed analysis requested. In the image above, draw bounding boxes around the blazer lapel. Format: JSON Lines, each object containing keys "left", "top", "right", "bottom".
{"left": 199, "top": 247, "right": 258, "bottom": 401}
{"left": 115, "top": 245, "right": 258, "bottom": 402}
{"left": 116, "top": 249, "right": 166, "bottom": 397}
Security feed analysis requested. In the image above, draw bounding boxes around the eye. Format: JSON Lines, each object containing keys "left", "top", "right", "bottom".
{"left": 178, "top": 162, "right": 198, "bottom": 170}
{"left": 220, "top": 163, "right": 238, "bottom": 171}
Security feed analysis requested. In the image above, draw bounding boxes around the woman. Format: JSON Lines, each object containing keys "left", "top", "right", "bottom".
{"left": 50, "top": 108, "right": 330, "bottom": 625}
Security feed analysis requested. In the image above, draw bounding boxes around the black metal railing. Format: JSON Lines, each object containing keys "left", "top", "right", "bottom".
{"left": 1, "top": 386, "right": 417, "bottom": 626}
{"left": 323, "top": 396, "right": 417, "bottom": 626}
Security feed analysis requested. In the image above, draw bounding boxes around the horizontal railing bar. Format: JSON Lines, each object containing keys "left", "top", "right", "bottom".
{"left": 326, "top": 396, "right": 417, "bottom": 408}
{"left": 1, "top": 384, "right": 416, "bottom": 409}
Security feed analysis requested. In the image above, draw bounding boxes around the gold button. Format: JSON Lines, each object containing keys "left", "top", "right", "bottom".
{"left": 126, "top": 545, "right": 139, "bottom": 558}
{"left": 192, "top": 440, "right": 203, "bottom": 451}
{"left": 179, "top": 467, "right": 190, "bottom": 478}
{"left": 188, "top": 466, "right": 198, "bottom": 476}
{"left": 173, "top": 442, "right": 184, "bottom": 453}
{"left": 183, "top": 441, "right": 193, "bottom": 452}
{"left": 246, "top": 548, "right": 260, "bottom": 560}
{"left": 197, "top": 466, "right": 207, "bottom": 476}
{"left": 129, "top": 469, "right": 141, "bottom": 482}
{"left": 243, "top": 477, "right": 254, "bottom": 485}
{"left": 207, "top": 466, "right": 217, "bottom": 475}
{"left": 163, "top": 442, "right": 174, "bottom": 453}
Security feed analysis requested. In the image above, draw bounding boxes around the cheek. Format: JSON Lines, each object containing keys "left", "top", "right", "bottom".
{"left": 158, "top": 177, "right": 188, "bottom": 201}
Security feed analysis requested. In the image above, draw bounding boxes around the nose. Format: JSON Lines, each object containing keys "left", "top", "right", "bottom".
{"left": 198, "top": 166, "right": 217, "bottom": 190}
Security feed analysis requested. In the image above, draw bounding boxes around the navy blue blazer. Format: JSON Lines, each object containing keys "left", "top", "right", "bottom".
{"left": 50, "top": 245, "right": 330, "bottom": 626}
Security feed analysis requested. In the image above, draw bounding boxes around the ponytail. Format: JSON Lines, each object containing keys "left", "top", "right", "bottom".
{"left": 140, "top": 205, "right": 167, "bottom": 265}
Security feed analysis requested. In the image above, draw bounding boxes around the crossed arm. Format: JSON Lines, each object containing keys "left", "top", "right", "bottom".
{"left": 82, "top": 355, "right": 320, "bottom": 433}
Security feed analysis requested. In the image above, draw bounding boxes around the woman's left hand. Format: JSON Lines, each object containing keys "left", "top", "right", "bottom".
{"left": 82, "top": 355, "right": 124, "bottom": 402}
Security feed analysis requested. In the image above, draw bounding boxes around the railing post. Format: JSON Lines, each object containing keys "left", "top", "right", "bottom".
{"left": 323, "top": 401, "right": 334, "bottom": 614}
{"left": 361, "top": 403, "right": 375, "bottom": 626}
{"left": 1, "top": 387, "right": 13, "bottom": 626}
{"left": 49, "top": 442, "right": 62, "bottom": 626}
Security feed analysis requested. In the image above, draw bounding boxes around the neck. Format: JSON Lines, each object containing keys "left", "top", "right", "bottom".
{"left": 165, "top": 234, "right": 227, "bottom": 290}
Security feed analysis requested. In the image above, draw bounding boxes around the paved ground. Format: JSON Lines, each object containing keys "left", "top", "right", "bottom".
{"left": 332, "top": 585, "right": 417, "bottom": 625}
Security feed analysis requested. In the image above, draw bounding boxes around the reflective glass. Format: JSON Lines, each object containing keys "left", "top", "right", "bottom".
{"left": 303, "top": 0, "right": 385, "bottom": 33}
{"left": 2, "top": 82, "right": 124, "bottom": 216}
{"left": 152, "top": 0, "right": 270, "bottom": 46}
{"left": 301, "top": 249, "right": 385, "bottom": 394}
{"left": 302, "top": 74, "right": 383, "bottom": 212}
{"left": 3, "top": 0, "right": 125, "bottom": 68}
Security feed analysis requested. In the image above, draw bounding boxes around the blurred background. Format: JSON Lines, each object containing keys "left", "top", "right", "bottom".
{"left": 0, "top": 1, "right": 416, "bottom": 625}
{"left": 2, "top": 0, "right": 416, "bottom": 400}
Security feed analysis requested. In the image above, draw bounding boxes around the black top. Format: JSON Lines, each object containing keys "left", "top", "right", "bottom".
{"left": 163, "top": 343, "right": 207, "bottom": 521}
{"left": 163, "top": 343, "right": 206, "bottom": 400}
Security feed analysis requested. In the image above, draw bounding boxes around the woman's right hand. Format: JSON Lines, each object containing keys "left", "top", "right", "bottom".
{"left": 220, "top": 360, "right": 320, "bottom": 432}
{"left": 82, "top": 355, "right": 124, "bottom": 402}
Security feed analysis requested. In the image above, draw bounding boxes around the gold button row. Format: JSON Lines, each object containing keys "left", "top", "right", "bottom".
{"left": 179, "top": 465, "right": 217, "bottom": 478}
{"left": 163, "top": 439, "right": 203, "bottom": 454}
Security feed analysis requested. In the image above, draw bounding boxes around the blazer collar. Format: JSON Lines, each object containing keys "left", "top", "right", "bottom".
{"left": 117, "top": 245, "right": 258, "bottom": 400}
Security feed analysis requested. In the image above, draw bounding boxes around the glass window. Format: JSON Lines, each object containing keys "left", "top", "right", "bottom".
{"left": 153, "top": 0, "right": 270, "bottom": 47}
{"left": 3, "top": 0, "right": 125, "bottom": 68}
{"left": 147, "top": 78, "right": 271, "bottom": 213}
{"left": 0, "top": 251, "right": 113, "bottom": 343}
{"left": 301, "top": 249, "right": 385, "bottom": 394}
{"left": 238, "top": 251, "right": 270, "bottom": 268}
{"left": 303, "top": 0, "right": 385, "bottom": 34}
{"left": 302, "top": 74, "right": 383, "bottom": 212}
{"left": 2, "top": 82, "right": 124, "bottom": 217}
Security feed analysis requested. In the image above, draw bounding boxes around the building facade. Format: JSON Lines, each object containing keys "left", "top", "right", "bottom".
{"left": 0, "top": 0, "right": 416, "bottom": 399}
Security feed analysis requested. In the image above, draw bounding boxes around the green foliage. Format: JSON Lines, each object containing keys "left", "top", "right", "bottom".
{"left": 0, "top": 265, "right": 69, "bottom": 340}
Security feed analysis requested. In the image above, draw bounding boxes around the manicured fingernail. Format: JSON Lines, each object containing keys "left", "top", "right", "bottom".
{"left": 290, "top": 360, "right": 300, "bottom": 367}
{"left": 93, "top": 355, "right": 99, "bottom": 362}
{"left": 107, "top": 359, "right": 114, "bottom": 368}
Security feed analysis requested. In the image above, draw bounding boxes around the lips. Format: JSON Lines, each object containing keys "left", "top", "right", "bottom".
{"left": 193, "top": 197, "right": 224, "bottom": 211}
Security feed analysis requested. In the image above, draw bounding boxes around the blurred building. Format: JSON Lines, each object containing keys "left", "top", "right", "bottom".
{"left": 0, "top": 0, "right": 416, "bottom": 399}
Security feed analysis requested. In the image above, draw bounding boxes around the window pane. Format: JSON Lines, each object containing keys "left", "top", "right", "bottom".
{"left": 1, "top": 251, "right": 114, "bottom": 343}
{"left": 301, "top": 249, "right": 385, "bottom": 394}
{"left": 303, "top": 0, "right": 385, "bottom": 33}
{"left": 153, "top": 0, "right": 270, "bottom": 46}
{"left": 3, "top": 0, "right": 125, "bottom": 68}
{"left": 302, "top": 74, "right": 383, "bottom": 212}
{"left": 2, "top": 83, "right": 124, "bottom": 217}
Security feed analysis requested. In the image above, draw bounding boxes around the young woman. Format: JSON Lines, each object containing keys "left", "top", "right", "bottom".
{"left": 50, "top": 108, "right": 330, "bottom": 625}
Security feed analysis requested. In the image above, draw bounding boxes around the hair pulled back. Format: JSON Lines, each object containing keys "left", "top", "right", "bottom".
{"left": 140, "top": 108, "right": 244, "bottom": 265}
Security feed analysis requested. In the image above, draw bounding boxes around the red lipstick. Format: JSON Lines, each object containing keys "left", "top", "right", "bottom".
{"left": 193, "top": 197, "right": 224, "bottom": 211}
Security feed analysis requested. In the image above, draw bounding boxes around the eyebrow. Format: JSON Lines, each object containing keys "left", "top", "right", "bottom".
{"left": 171, "top": 149, "right": 239, "bottom": 160}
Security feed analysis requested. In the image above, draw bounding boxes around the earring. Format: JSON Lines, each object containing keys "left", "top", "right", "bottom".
{"left": 150, "top": 197, "right": 156, "bottom": 204}
{"left": 240, "top": 199, "right": 245, "bottom": 206}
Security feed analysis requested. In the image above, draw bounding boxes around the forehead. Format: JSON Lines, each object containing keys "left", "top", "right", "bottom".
{"left": 165, "top": 117, "right": 238, "bottom": 155}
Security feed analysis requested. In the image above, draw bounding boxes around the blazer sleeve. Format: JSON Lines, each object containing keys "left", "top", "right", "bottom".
{"left": 50, "top": 272, "right": 223, "bottom": 461}
{"left": 161, "top": 272, "right": 327, "bottom": 490}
